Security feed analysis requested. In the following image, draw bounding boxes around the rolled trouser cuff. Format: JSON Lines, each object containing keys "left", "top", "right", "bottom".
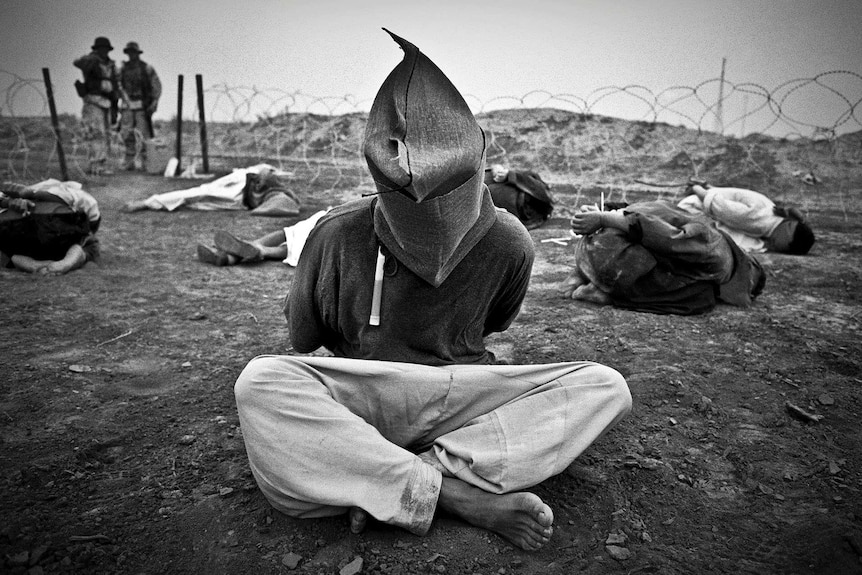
{"left": 393, "top": 459, "right": 442, "bottom": 536}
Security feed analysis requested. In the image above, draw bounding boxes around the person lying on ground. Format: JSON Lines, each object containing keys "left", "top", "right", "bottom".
{"left": 196, "top": 209, "right": 329, "bottom": 267}
{"left": 233, "top": 30, "right": 631, "bottom": 552}
{"left": 677, "top": 180, "right": 815, "bottom": 255}
{"left": 559, "top": 200, "right": 766, "bottom": 315}
{"left": 483, "top": 164, "right": 555, "bottom": 229}
{"left": 0, "top": 180, "right": 101, "bottom": 275}
{"left": 123, "top": 163, "right": 300, "bottom": 216}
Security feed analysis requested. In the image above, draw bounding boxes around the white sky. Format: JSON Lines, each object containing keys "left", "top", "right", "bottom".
{"left": 2, "top": 0, "right": 860, "bottom": 134}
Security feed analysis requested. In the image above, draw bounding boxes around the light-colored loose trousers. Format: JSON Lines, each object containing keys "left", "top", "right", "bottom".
{"left": 235, "top": 355, "right": 631, "bottom": 535}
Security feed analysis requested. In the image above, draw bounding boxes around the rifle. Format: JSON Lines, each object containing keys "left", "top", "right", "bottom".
{"left": 110, "top": 95, "right": 119, "bottom": 126}
{"left": 144, "top": 108, "right": 155, "bottom": 138}
{"left": 140, "top": 65, "right": 156, "bottom": 138}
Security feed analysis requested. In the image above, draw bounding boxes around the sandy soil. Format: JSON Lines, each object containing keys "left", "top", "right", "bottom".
{"left": 2, "top": 114, "right": 861, "bottom": 574}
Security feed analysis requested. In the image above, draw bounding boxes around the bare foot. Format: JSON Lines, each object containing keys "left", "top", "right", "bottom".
{"left": 437, "top": 477, "right": 553, "bottom": 551}
{"left": 348, "top": 507, "right": 367, "bottom": 534}
{"left": 572, "top": 283, "right": 612, "bottom": 305}
{"left": 558, "top": 271, "right": 588, "bottom": 299}
{"left": 122, "top": 200, "right": 149, "bottom": 212}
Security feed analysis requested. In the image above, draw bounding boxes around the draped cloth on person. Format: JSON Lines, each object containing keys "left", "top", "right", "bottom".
{"left": 140, "top": 164, "right": 296, "bottom": 212}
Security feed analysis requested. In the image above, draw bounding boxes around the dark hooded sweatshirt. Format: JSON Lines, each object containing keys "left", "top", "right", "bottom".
{"left": 285, "top": 197, "right": 534, "bottom": 366}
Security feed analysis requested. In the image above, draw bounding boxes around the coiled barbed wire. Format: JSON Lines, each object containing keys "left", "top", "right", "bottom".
{"left": 1, "top": 69, "right": 859, "bottom": 187}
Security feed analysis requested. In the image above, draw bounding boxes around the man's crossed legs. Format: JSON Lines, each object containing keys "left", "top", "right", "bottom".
{"left": 234, "top": 356, "right": 631, "bottom": 550}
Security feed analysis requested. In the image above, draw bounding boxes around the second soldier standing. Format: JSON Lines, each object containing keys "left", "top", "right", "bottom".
{"left": 118, "top": 42, "right": 162, "bottom": 172}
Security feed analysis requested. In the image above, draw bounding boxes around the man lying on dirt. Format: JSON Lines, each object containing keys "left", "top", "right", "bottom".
{"left": 677, "top": 180, "right": 815, "bottom": 255}
{"left": 123, "top": 163, "right": 300, "bottom": 216}
{"left": 196, "top": 209, "right": 329, "bottom": 267}
{"left": 484, "top": 163, "right": 555, "bottom": 229}
{"left": 0, "top": 180, "right": 101, "bottom": 275}
{"left": 234, "top": 30, "right": 631, "bottom": 552}
{"left": 559, "top": 200, "right": 766, "bottom": 315}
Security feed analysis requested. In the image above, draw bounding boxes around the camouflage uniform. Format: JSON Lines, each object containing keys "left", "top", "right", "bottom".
{"left": 119, "top": 42, "right": 162, "bottom": 171}
{"left": 73, "top": 37, "right": 123, "bottom": 174}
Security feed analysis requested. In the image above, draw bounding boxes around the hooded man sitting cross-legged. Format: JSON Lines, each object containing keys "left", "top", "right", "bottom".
{"left": 233, "top": 29, "right": 631, "bottom": 551}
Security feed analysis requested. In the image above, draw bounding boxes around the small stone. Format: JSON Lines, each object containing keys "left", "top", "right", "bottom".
{"left": 178, "top": 435, "right": 196, "bottom": 445}
{"left": 340, "top": 556, "right": 363, "bottom": 575}
{"left": 198, "top": 483, "right": 218, "bottom": 495}
{"left": 219, "top": 487, "right": 234, "bottom": 497}
{"left": 30, "top": 544, "right": 49, "bottom": 565}
{"left": 282, "top": 552, "right": 302, "bottom": 569}
{"left": 9, "top": 551, "right": 29, "bottom": 566}
{"left": 605, "top": 545, "right": 632, "bottom": 561}
{"left": 818, "top": 394, "right": 835, "bottom": 406}
{"left": 68, "top": 365, "right": 92, "bottom": 373}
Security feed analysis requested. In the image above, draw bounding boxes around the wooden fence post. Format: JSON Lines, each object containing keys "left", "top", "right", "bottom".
{"left": 175, "top": 74, "right": 183, "bottom": 173}
{"left": 196, "top": 74, "right": 209, "bottom": 174}
{"left": 41, "top": 68, "right": 68, "bottom": 181}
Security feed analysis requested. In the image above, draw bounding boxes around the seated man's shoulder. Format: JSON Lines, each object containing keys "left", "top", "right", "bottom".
{"left": 309, "top": 197, "right": 374, "bottom": 237}
{"left": 486, "top": 208, "right": 535, "bottom": 254}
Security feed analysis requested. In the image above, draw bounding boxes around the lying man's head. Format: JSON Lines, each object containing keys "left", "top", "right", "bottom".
{"left": 768, "top": 218, "right": 815, "bottom": 255}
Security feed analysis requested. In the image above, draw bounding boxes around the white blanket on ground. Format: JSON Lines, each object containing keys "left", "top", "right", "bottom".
{"left": 281, "top": 209, "right": 330, "bottom": 267}
{"left": 144, "top": 164, "right": 288, "bottom": 212}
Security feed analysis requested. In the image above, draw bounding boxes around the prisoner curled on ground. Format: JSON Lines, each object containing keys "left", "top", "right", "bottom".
{"left": 234, "top": 29, "right": 631, "bottom": 552}
{"left": 123, "top": 164, "right": 300, "bottom": 216}
{"left": 196, "top": 209, "right": 329, "bottom": 267}
{"left": 559, "top": 201, "right": 766, "bottom": 315}
{"left": 483, "top": 164, "right": 555, "bottom": 229}
{"left": 0, "top": 180, "right": 101, "bottom": 275}
{"left": 677, "top": 181, "right": 815, "bottom": 255}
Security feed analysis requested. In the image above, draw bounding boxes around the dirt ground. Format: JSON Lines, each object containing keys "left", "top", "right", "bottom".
{"left": 2, "top": 122, "right": 862, "bottom": 574}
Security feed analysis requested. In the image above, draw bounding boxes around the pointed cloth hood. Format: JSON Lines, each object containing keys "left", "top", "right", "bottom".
{"left": 364, "top": 29, "right": 495, "bottom": 287}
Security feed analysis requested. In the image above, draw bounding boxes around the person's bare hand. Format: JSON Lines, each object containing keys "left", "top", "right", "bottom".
{"left": 7, "top": 198, "right": 35, "bottom": 216}
{"left": 570, "top": 211, "right": 603, "bottom": 235}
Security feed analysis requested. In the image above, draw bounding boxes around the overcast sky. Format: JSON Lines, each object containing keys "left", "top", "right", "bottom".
{"left": 2, "top": 0, "right": 860, "bottom": 134}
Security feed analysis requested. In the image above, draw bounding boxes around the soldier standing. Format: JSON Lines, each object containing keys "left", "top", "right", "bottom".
{"left": 74, "top": 36, "right": 125, "bottom": 175}
{"left": 118, "top": 42, "right": 162, "bottom": 171}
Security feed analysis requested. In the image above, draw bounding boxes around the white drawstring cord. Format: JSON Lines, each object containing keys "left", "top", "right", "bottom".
{"left": 369, "top": 247, "right": 385, "bottom": 326}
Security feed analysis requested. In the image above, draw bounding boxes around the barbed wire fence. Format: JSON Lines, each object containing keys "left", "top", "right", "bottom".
{"left": 2, "top": 68, "right": 860, "bottom": 209}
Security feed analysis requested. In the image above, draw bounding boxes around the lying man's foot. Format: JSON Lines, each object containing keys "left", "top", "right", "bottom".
{"left": 214, "top": 231, "right": 263, "bottom": 261}
{"left": 558, "top": 271, "right": 588, "bottom": 299}
{"left": 122, "top": 200, "right": 149, "bottom": 212}
{"left": 197, "top": 245, "right": 235, "bottom": 266}
{"left": 438, "top": 477, "right": 553, "bottom": 551}
{"left": 571, "top": 283, "right": 612, "bottom": 305}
